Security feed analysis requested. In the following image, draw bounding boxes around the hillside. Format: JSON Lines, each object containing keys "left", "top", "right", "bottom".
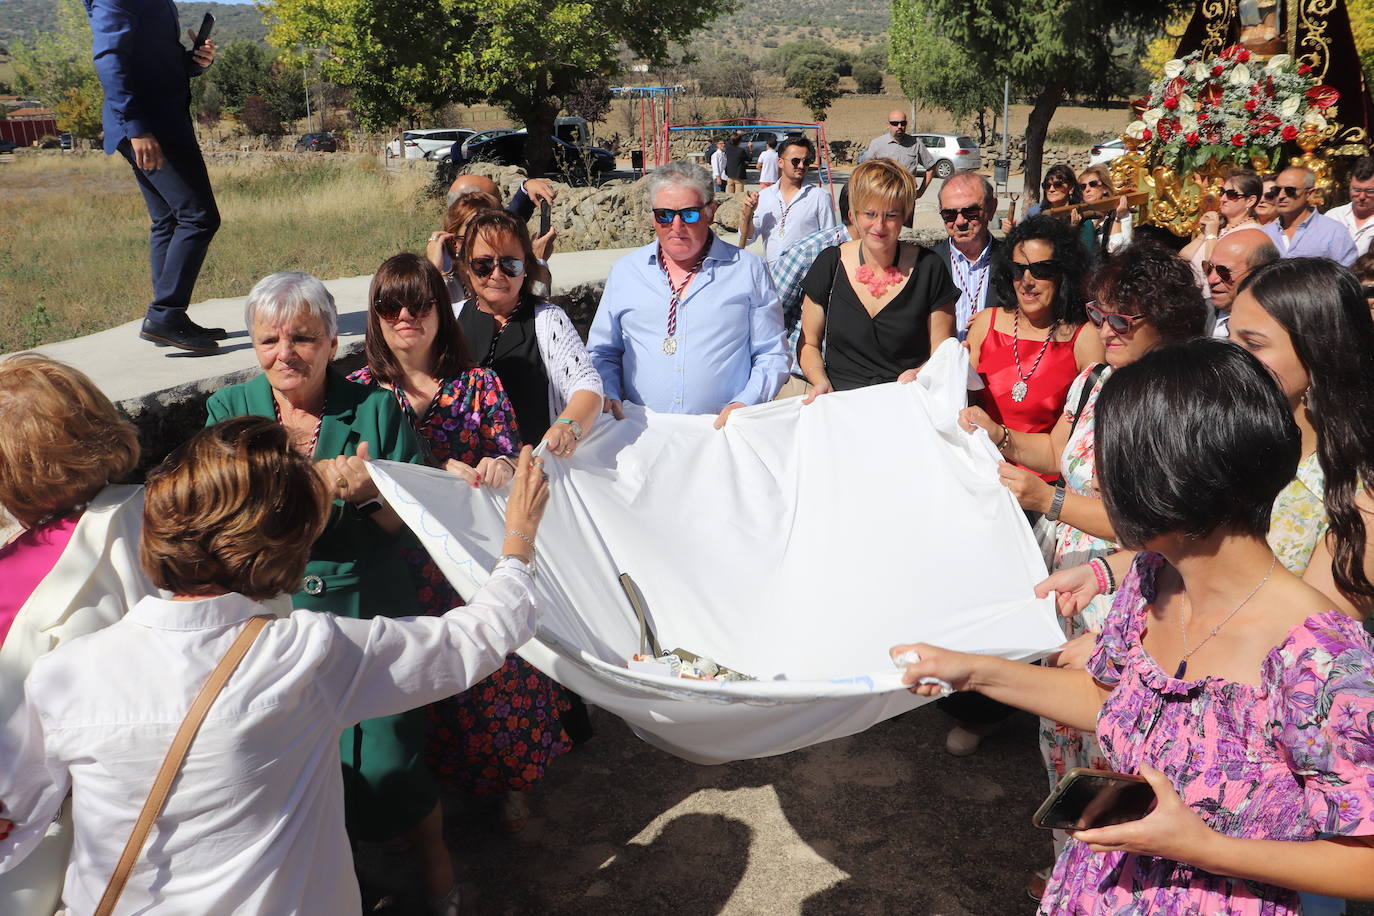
{"left": 0, "top": 0, "right": 887, "bottom": 59}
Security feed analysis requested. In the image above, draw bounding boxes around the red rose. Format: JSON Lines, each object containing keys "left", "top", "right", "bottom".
{"left": 1164, "top": 96, "right": 1179, "bottom": 110}
{"left": 1221, "top": 45, "right": 1238, "bottom": 60}
{"left": 1141, "top": 128, "right": 1153, "bottom": 142}
{"left": 1212, "top": 64, "right": 1224, "bottom": 77}
{"left": 1231, "top": 133, "right": 1245, "bottom": 146}
{"left": 1245, "top": 99, "right": 1258, "bottom": 111}
{"left": 1299, "top": 64, "right": 1312, "bottom": 75}
{"left": 1186, "top": 131, "right": 1200, "bottom": 146}
{"left": 1237, "top": 48, "right": 1251, "bottom": 63}
{"left": 1282, "top": 124, "right": 1298, "bottom": 141}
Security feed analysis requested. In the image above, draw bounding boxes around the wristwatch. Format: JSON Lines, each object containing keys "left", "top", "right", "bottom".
{"left": 356, "top": 497, "right": 383, "bottom": 516}
{"left": 1045, "top": 484, "right": 1067, "bottom": 523}
{"left": 555, "top": 417, "right": 583, "bottom": 440}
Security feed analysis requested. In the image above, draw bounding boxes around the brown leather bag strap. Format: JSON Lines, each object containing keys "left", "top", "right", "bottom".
{"left": 94, "top": 615, "right": 270, "bottom": 916}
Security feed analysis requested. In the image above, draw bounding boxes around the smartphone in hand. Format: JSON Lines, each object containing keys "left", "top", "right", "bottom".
{"left": 1032, "top": 768, "right": 1156, "bottom": 831}
{"left": 539, "top": 201, "right": 551, "bottom": 238}
{"left": 194, "top": 12, "right": 215, "bottom": 48}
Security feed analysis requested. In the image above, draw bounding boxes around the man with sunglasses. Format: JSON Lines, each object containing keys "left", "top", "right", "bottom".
{"left": 930, "top": 171, "right": 1002, "bottom": 340}
{"left": 1201, "top": 228, "right": 1278, "bottom": 339}
{"left": 738, "top": 136, "right": 837, "bottom": 264}
{"left": 589, "top": 161, "right": 788, "bottom": 429}
{"left": 1261, "top": 165, "right": 1358, "bottom": 266}
{"left": 857, "top": 109, "right": 933, "bottom": 203}
{"left": 1323, "top": 156, "right": 1374, "bottom": 256}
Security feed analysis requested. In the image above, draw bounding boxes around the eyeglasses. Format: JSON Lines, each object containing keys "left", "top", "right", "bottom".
{"left": 1086, "top": 301, "right": 1149, "bottom": 334}
{"left": 1363, "top": 284, "right": 1374, "bottom": 298}
{"left": 1351, "top": 187, "right": 1374, "bottom": 198}
{"left": 786, "top": 156, "right": 814, "bottom": 167}
{"left": 1262, "top": 187, "right": 1280, "bottom": 200}
{"left": 1081, "top": 179, "right": 1105, "bottom": 190}
{"left": 374, "top": 298, "right": 435, "bottom": 321}
{"left": 652, "top": 206, "right": 706, "bottom": 225}
{"left": 1042, "top": 178, "right": 1071, "bottom": 191}
{"left": 1276, "top": 185, "right": 1307, "bottom": 198}
{"left": 940, "top": 205, "right": 984, "bottom": 223}
{"left": 889, "top": 120, "right": 907, "bottom": 126}
{"left": 1219, "top": 188, "right": 1248, "bottom": 201}
{"left": 1009, "top": 259, "right": 1062, "bottom": 281}
{"left": 1202, "top": 260, "right": 1237, "bottom": 284}
{"left": 468, "top": 256, "right": 526, "bottom": 279}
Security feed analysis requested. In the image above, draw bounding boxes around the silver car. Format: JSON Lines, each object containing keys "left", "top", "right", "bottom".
{"left": 385, "top": 128, "right": 474, "bottom": 161}
{"left": 914, "top": 133, "right": 981, "bottom": 178}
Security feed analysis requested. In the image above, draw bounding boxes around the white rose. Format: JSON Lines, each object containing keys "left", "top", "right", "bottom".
{"left": 1280, "top": 95, "right": 1301, "bottom": 117}
{"left": 1228, "top": 63, "right": 1252, "bottom": 86}
{"left": 1191, "top": 61, "right": 1210, "bottom": 82}
{"left": 1125, "top": 120, "right": 1149, "bottom": 139}
{"left": 1143, "top": 107, "right": 1165, "bottom": 127}
{"left": 1266, "top": 54, "right": 1293, "bottom": 71}
{"left": 1305, "top": 113, "right": 1327, "bottom": 132}
{"left": 1164, "top": 59, "right": 1186, "bottom": 79}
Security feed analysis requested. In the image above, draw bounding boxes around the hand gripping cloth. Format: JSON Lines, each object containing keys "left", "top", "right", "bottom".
{"left": 368, "top": 341, "right": 1065, "bottom": 764}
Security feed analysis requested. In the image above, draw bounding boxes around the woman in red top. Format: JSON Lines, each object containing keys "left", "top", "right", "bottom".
{"left": 967, "top": 214, "right": 1104, "bottom": 475}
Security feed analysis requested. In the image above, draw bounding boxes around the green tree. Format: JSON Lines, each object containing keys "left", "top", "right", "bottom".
{"left": 564, "top": 77, "right": 613, "bottom": 133}
{"left": 766, "top": 40, "right": 851, "bottom": 79}
{"left": 8, "top": 0, "right": 103, "bottom": 139}
{"left": 891, "top": 0, "right": 1192, "bottom": 198}
{"left": 54, "top": 85, "right": 103, "bottom": 140}
{"left": 239, "top": 94, "right": 283, "bottom": 135}
{"left": 890, "top": 0, "right": 1001, "bottom": 144}
{"left": 265, "top": 0, "right": 737, "bottom": 177}
{"left": 852, "top": 62, "right": 883, "bottom": 94}
{"left": 797, "top": 71, "right": 839, "bottom": 122}
{"left": 784, "top": 53, "right": 838, "bottom": 89}
{"left": 857, "top": 43, "right": 888, "bottom": 72}
{"left": 694, "top": 53, "right": 764, "bottom": 117}
{"left": 207, "top": 42, "right": 275, "bottom": 113}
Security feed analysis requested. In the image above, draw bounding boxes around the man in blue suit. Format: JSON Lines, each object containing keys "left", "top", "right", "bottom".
{"left": 86, "top": 0, "right": 224, "bottom": 352}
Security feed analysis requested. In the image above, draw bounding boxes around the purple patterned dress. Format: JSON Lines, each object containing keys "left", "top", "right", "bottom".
{"left": 349, "top": 366, "right": 574, "bottom": 794}
{"left": 1041, "top": 552, "right": 1374, "bottom": 915}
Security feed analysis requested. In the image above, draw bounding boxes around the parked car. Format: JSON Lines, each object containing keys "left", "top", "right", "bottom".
{"left": 739, "top": 128, "right": 805, "bottom": 165}
{"left": 386, "top": 128, "right": 474, "bottom": 161}
{"left": 0, "top": 139, "right": 17, "bottom": 154}
{"left": 914, "top": 133, "right": 980, "bottom": 178}
{"left": 59, "top": 132, "right": 73, "bottom": 150}
{"left": 1089, "top": 137, "right": 1126, "bottom": 167}
{"left": 460, "top": 128, "right": 519, "bottom": 159}
{"left": 295, "top": 131, "right": 339, "bottom": 153}
{"left": 458, "top": 132, "right": 615, "bottom": 185}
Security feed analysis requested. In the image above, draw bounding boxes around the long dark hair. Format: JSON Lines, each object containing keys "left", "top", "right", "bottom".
{"left": 365, "top": 252, "right": 473, "bottom": 387}
{"left": 1041, "top": 163, "right": 1082, "bottom": 207}
{"left": 1238, "top": 257, "right": 1374, "bottom": 601}
{"left": 458, "top": 210, "right": 541, "bottom": 310}
{"left": 992, "top": 214, "right": 1089, "bottom": 325}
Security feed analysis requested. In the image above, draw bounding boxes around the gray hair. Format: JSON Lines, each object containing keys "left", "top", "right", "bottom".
{"left": 244, "top": 272, "right": 338, "bottom": 339}
{"left": 648, "top": 160, "right": 714, "bottom": 207}
{"left": 941, "top": 169, "right": 997, "bottom": 213}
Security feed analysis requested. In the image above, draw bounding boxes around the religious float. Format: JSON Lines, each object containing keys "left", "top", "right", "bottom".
{"left": 1108, "top": 0, "right": 1374, "bottom": 237}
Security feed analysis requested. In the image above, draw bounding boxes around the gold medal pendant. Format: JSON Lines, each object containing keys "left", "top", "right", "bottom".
{"left": 663, "top": 337, "right": 677, "bottom": 356}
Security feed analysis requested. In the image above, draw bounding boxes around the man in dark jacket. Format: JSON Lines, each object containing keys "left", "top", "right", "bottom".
{"left": 86, "top": 0, "right": 223, "bottom": 352}
{"left": 724, "top": 132, "right": 748, "bottom": 194}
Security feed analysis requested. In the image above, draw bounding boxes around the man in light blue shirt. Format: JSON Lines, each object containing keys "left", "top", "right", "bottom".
{"left": 589, "top": 161, "right": 789, "bottom": 428}
{"left": 1262, "top": 165, "right": 1359, "bottom": 266}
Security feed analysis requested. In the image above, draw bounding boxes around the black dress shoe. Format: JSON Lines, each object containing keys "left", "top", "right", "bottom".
{"left": 140, "top": 318, "right": 219, "bottom": 353}
{"left": 185, "top": 318, "right": 228, "bottom": 340}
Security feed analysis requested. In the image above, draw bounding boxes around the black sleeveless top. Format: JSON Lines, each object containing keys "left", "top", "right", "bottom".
{"left": 458, "top": 299, "right": 550, "bottom": 446}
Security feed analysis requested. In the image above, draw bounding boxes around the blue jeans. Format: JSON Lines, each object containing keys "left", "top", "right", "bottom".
{"left": 117, "top": 137, "right": 220, "bottom": 322}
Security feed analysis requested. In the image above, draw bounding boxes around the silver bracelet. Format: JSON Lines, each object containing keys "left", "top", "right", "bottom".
{"left": 506, "top": 529, "right": 536, "bottom": 552}
{"left": 1045, "top": 484, "right": 1067, "bottom": 523}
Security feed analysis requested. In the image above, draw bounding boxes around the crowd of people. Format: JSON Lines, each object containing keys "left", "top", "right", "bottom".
{"left": 4, "top": 110, "right": 1374, "bottom": 914}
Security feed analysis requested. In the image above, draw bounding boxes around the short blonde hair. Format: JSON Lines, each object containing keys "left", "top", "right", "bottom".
{"left": 847, "top": 159, "right": 917, "bottom": 223}
{"left": 0, "top": 354, "right": 139, "bottom": 527}
{"left": 141, "top": 417, "right": 328, "bottom": 599}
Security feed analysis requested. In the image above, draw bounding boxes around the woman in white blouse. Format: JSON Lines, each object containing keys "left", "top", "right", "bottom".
{"left": 0, "top": 417, "right": 549, "bottom": 915}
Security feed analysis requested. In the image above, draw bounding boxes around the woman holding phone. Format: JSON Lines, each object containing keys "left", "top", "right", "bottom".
{"left": 897, "top": 340, "right": 1374, "bottom": 914}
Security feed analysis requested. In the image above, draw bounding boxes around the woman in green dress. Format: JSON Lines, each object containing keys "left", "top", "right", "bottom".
{"left": 204, "top": 271, "right": 460, "bottom": 915}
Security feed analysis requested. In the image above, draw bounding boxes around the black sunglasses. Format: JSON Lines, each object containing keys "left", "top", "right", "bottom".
{"left": 374, "top": 297, "right": 435, "bottom": 321}
{"left": 940, "top": 205, "right": 983, "bottom": 223}
{"left": 652, "top": 206, "right": 706, "bottom": 225}
{"left": 468, "top": 256, "right": 526, "bottom": 279}
{"left": 1042, "top": 178, "right": 1071, "bottom": 190}
{"left": 889, "top": 120, "right": 907, "bottom": 126}
{"left": 786, "top": 156, "right": 814, "bottom": 167}
{"left": 1081, "top": 179, "right": 1106, "bottom": 190}
{"left": 1276, "top": 185, "right": 1307, "bottom": 198}
{"left": 1219, "top": 188, "right": 1249, "bottom": 201}
{"left": 1086, "top": 301, "right": 1148, "bottom": 334}
{"left": 1009, "top": 259, "right": 1062, "bottom": 281}
{"left": 1262, "top": 187, "right": 1280, "bottom": 200}
{"left": 1202, "top": 260, "right": 1236, "bottom": 284}
{"left": 1363, "top": 284, "right": 1374, "bottom": 298}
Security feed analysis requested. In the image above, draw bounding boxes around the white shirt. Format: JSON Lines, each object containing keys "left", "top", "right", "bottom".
{"left": 0, "top": 561, "right": 536, "bottom": 915}
{"left": 710, "top": 148, "right": 727, "bottom": 181}
{"left": 948, "top": 240, "right": 994, "bottom": 338}
{"left": 749, "top": 183, "right": 838, "bottom": 264}
{"left": 1325, "top": 202, "right": 1374, "bottom": 256}
{"left": 757, "top": 148, "right": 780, "bottom": 184}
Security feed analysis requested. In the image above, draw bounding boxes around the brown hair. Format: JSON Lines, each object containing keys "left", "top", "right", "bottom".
{"left": 141, "top": 417, "right": 329, "bottom": 599}
{"left": 847, "top": 158, "right": 917, "bottom": 223}
{"left": 0, "top": 354, "right": 139, "bottom": 527}
{"left": 1078, "top": 164, "right": 1115, "bottom": 193}
{"left": 459, "top": 210, "right": 540, "bottom": 306}
{"left": 442, "top": 190, "right": 501, "bottom": 241}
{"left": 366, "top": 252, "right": 473, "bottom": 387}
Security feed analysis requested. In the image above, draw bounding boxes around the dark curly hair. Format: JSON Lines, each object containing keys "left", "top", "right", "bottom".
{"left": 991, "top": 214, "right": 1090, "bottom": 325}
{"left": 1088, "top": 242, "right": 1205, "bottom": 343}
{"left": 1040, "top": 163, "right": 1082, "bottom": 207}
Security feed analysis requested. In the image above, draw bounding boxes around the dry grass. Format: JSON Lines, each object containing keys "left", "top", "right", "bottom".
{"left": 0, "top": 153, "right": 438, "bottom": 351}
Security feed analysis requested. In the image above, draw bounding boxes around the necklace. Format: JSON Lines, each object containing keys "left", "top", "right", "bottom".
{"left": 1173, "top": 555, "right": 1278, "bottom": 679}
{"left": 854, "top": 243, "right": 904, "bottom": 298}
{"left": 1010, "top": 309, "right": 1060, "bottom": 402}
{"left": 272, "top": 394, "right": 325, "bottom": 457}
{"left": 657, "top": 244, "right": 708, "bottom": 356}
{"left": 950, "top": 245, "right": 989, "bottom": 324}
{"left": 778, "top": 185, "right": 804, "bottom": 238}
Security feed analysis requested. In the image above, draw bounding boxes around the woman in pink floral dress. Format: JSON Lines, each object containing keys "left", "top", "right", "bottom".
{"left": 903, "top": 340, "right": 1374, "bottom": 913}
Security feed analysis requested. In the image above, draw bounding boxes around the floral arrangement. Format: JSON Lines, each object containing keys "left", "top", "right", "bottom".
{"left": 1126, "top": 45, "right": 1338, "bottom": 174}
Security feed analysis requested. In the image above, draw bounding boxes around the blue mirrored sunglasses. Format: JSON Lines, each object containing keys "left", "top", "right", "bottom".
{"left": 652, "top": 206, "right": 706, "bottom": 225}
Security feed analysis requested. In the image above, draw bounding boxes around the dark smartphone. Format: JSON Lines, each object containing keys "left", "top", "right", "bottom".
{"left": 539, "top": 200, "right": 551, "bottom": 237}
{"left": 194, "top": 12, "right": 215, "bottom": 48}
{"left": 1032, "top": 767, "right": 1155, "bottom": 831}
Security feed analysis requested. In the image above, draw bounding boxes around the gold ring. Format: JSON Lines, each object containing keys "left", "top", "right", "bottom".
{"left": 336, "top": 477, "right": 348, "bottom": 490}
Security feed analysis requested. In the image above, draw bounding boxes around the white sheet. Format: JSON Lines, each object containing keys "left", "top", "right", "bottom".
{"left": 369, "top": 341, "right": 1065, "bottom": 764}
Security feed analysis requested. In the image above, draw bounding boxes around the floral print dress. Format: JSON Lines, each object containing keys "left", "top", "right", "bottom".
{"left": 349, "top": 366, "right": 575, "bottom": 794}
{"left": 1041, "top": 552, "right": 1374, "bottom": 915}
{"left": 1042, "top": 365, "right": 1118, "bottom": 789}
{"left": 1269, "top": 452, "right": 1328, "bottom": 576}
